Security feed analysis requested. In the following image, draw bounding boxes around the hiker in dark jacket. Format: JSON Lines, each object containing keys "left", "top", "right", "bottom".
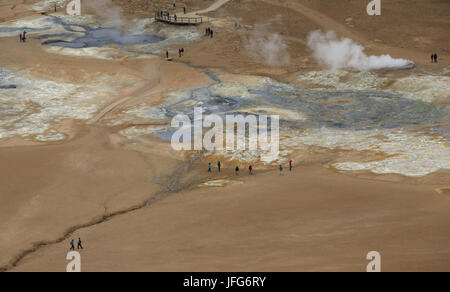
{"left": 77, "top": 238, "right": 83, "bottom": 249}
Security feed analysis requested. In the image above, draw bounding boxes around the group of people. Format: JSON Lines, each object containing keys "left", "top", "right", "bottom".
{"left": 157, "top": 3, "right": 186, "bottom": 20}
{"left": 208, "top": 160, "right": 294, "bottom": 176}
{"left": 18, "top": 31, "right": 27, "bottom": 42}
{"left": 165, "top": 48, "right": 185, "bottom": 59}
{"left": 431, "top": 53, "right": 438, "bottom": 63}
{"left": 69, "top": 238, "right": 83, "bottom": 251}
{"left": 157, "top": 11, "right": 184, "bottom": 22}
{"left": 157, "top": 11, "right": 170, "bottom": 18}
{"left": 208, "top": 162, "right": 221, "bottom": 173}
{"left": 205, "top": 27, "right": 214, "bottom": 38}
{"left": 280, "top": 160, "right": 294, "bottom": 175}
{"left": 234, "top": 165, "right": 253, "bottom": 176}
{"left": 157, "top": 10, "right": 178, "bottom": 22}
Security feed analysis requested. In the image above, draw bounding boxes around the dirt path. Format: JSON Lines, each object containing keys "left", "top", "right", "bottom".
{"left": 189, "top": 0, "right": 231, "bottom": 15}
{"left": 87, "top": 81, "right": 154, "bottom": 125}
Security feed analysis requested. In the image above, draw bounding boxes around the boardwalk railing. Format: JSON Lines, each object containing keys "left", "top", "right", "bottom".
{"left": 155, "top": 12, "right": 203, "bottom": 25}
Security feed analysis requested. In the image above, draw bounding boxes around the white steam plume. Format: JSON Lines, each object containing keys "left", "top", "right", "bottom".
{"left": 307, "top": 30, "right": 413, "bottom": 71}
{"left": 243, "top": 18, "right": 291, "bottom": 67}
{"left": 87, "top": 0, "right": 123, "bottom": 28}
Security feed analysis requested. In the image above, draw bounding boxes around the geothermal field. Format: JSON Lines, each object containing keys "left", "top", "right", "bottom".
{"left": 0, "top": 0, "right": 449, "bottom": 273}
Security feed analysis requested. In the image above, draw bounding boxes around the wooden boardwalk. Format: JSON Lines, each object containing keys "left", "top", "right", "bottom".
{"left": 155, "top": 12, "right": 202, "bottom": 25}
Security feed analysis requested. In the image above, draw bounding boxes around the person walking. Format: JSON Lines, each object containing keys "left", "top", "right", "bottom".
{"left": 210, "top": 30, "right": 214, "bottom": 38}
{"left": 166, "top": 50, "right": 169, "bottom": 59}
{"left": 77, "top": 238, "right": 83, "bottom": 250}
{"left": 218, "top": 161, "right": 221, "bottom": 173}
{"left": 181, "top": 48, "right": 184, "bottom": 56}
{"left": 431, "top": 54, "right": 434, "bottom": 63}
{"left": 184, "top": 7, "right": 186, "bottom": 14}
{"left": 249, "top": 165, "right": 253, "bottom": 175}
{"left": 179, "top": 48, "right": 182, "bottom": 57}
{"left": 434, "top": 53, "right": 438, "bottom": 63}
{"left": 289, "top": 160, "right": 293, "bottom": 172}
{"left": 70, "top": 239, "right": 75, "bottom": 251}
{"left": 22, "top": 31, "right": 27, "bottom": 41}
{"left": 208, "top": 163, "right": 212, "bottom": 173}
{"left": 235, "top": 166, "right": 240, "bottom": 176}
{"left": 19, "top": 33, "right": 22, "bottom": 42}
{"left": 279, "top": 165, "right": 283, "bottom": 175}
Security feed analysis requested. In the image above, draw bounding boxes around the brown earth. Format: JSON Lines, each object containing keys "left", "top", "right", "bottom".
{"left": 1, "top": 0, "right": 449, "bottom": 272}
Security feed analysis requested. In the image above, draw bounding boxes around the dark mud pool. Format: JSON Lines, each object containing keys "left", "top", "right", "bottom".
{"left": 159, "top": 82, "right": 449, "bottom": 133}
{"left": 42, "top": 27, "right": 165, "bottom": 49}
{"left": 0, "top": 16, "right": 166, "bottom": 49}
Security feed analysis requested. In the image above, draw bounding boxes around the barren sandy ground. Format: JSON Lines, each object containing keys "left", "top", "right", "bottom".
{"left": 12, "top": 165, "right": 450, "bottom": 272}
{"left": 1, "top": 0, "right": 449, "bottom": 272}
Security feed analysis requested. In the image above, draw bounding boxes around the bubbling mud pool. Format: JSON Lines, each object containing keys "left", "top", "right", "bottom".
{"left": 41, "top": 27, "right": 164, "bottom": 49}
{"left": 113, "top": 73, "right": 450, "bottom": 177}
{"left": 0, "top": 14, "right": 201, "bottom": 57}
{"left": 36, "top": 16, "right": 165, "bottom": 49}
{"left": 0, "top": 15, "right": 201, "bottom": 57}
